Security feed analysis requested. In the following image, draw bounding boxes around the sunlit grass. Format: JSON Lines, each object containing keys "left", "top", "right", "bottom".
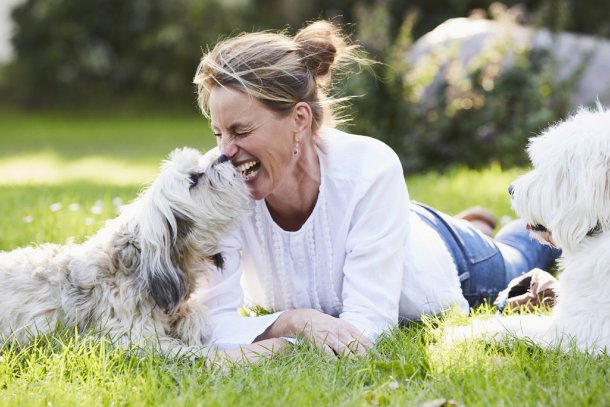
{"left": 406, "top": 162, "right": 526, "bottom": 219}
{"left": 1, "top": 110, "right": 609, "bottom": 406}
{"left": 0, "top": 183, "right": 138, "bottom": 249}
{"left": 0, "top": 152, "right": 159, "bottom": 185}
{"left": 1, "top": 318, "right": 609, "bottom": 406}
{"left": 0, "top": 109, "right": 215, "bottom": 162}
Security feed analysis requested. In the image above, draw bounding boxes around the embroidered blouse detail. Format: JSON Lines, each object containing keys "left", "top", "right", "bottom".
{"left": 251, "top": 181, "right": 339, "bottom": 315}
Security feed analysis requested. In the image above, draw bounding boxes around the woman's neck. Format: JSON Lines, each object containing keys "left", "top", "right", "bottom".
{"left": 265, "top": 142, "right": 321, "bottom": 231}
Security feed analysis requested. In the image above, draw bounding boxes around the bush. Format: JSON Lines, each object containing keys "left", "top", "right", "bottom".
{"left": 5, "top": 0, "right": 243, "bottom": 108}
{"left": 345, "top": 3, "right": 577, "bottom": 173}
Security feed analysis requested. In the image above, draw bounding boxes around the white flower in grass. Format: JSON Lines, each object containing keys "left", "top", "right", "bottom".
{"left": 112, "top": 197, "right": 123, "bottom": 207}
{"left": 85, "top": 217, "right": 95, "bottom": 226}
{"left": 91, "top": 200, "right": 104, "bottom": 215}
{"left": 68, "top": 203, "right": 81, "bottom": 212}
{"left": 49, "top": 202, "right": 62, "bottom": 212}
{"left": 23, "top": 215, "right": 33, "bottom": 223}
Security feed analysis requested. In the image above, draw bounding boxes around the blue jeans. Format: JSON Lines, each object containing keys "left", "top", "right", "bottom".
{"left": 411, "top": 202, "right": 561, "bottom": 307}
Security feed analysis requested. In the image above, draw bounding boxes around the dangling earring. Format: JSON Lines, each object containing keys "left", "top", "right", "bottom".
{"left": 293, "top": 138, "right": 300, "bottom": 156}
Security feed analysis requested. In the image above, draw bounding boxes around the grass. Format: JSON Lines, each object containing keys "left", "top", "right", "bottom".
{"left": 0, "top": 110, "right": 608, "bottom": 406}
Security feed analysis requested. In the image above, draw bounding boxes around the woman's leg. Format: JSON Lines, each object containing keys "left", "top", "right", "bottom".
{"left": 411, "top": 203, "right": 561, "bottom": 307}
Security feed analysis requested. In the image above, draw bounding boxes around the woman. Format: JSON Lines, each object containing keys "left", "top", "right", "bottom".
{"left": 193, "top": 21, "right": 560, "bottom": 356}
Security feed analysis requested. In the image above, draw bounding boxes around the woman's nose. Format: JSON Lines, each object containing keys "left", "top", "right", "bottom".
{"left": 218, "top": 136, "right": 238, "bottom": 158}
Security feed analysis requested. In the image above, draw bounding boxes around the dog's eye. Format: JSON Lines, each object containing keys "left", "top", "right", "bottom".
{"left": 188, "top": 173, "right": 202, "bottom": 188}
{"left": 530, "top": 224, "right": 548, "bottom": 233}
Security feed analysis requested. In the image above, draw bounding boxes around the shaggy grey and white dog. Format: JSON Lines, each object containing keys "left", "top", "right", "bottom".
{"left": 0, "top": 147, "right": 246, "bottom": 356}
{"left": 447, "top": 105, "right": 610, "bottom": 354}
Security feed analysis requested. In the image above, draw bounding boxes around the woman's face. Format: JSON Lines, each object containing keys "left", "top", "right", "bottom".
{"left": 209, "top": 86, "right": 298, "bottom": 201}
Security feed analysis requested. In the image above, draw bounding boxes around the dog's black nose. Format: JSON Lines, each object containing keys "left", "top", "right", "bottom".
{"left": 216, "top": 154, "right": 229, "bottom": 164}
{"left": 508, "top": 184, "right": 514, "bottom": 196}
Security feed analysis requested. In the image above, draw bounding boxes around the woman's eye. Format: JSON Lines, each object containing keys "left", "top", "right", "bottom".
{"left": 235, "top": 131, "right": 250, "bottom": 137}
{"left": 213, "top": 133, "right": 221, "bottom": 138}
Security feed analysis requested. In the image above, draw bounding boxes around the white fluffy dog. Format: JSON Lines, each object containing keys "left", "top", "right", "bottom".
{"left": 448, "top": 105, "right": 610, "bottom": 354}
{"left": 0, "top": 148, "right": 246, "bottom": 356}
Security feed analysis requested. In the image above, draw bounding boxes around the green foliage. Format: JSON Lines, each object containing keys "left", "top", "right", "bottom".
{"left": 6, "top": 0, "right": 243, "bottom": 107}
{"left": 345, "top": 3, "right": 576, "bottom": 172}
{"left": 399, "top": 48, "right": 572, "bottom": 172}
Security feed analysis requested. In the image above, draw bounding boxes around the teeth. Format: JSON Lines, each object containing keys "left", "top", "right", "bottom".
{"left": 235, "top": 160, "right": 259, "bottom": 180}
{"left": 236, "top": 161, "right": 257, "bottom": 172}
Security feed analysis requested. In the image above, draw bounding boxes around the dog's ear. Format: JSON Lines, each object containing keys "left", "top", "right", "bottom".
{"left": 550, "top": 147, "right": 610, "bottom": 252}
{"left": 136, "top": 168, "right": 192, "bottom": 313}
{"left": 521, "top": 107, "right": 610, "bottom": 253}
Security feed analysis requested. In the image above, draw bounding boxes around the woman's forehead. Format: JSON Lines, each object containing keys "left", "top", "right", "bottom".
{"left": 209, "top": 87, "right": 264, "bottom": 125}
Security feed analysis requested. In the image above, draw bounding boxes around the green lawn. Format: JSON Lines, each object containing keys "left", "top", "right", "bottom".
{"left": 0, "top": 110, "right": 608, "bottom": 406}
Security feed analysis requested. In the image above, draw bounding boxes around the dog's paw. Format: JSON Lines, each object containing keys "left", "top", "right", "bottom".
{"left": 442, "top": 319, "right": 499, "bottom": 347}
{"left": 443, "top": 315, "right": 553, "bottom": 349}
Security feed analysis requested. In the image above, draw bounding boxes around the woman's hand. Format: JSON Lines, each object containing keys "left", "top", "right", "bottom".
{"left": 495, "top": 268, "right": 558, "bottom": 313}
{"left": 257, "top": 309, "right": 372, "bottom": 357}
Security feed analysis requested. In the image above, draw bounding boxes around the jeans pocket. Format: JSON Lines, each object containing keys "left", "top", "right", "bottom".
{"left": 443, "top": 216, "right": 506, "bottom": 304}
{"left": 451, "top": 221, "right": 499, "bottom": 264}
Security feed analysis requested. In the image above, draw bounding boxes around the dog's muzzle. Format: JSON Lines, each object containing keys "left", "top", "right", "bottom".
{"left": 510, "top": 184, "right": 550, "bottom": 234}
{"left": 509, "top": 184, "right": 549, "bottom": 233}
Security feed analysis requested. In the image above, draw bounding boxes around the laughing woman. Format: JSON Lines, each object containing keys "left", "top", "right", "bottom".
{"left": 194, "top": 20, "right": 560, "bottom": 356}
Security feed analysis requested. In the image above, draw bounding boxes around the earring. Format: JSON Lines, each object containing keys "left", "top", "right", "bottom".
{"left": 293, "top": 138, "right": 300, "bottom": 156}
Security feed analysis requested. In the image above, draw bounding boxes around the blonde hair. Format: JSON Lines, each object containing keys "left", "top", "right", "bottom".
{"left": 193, "top": 20, "right": 365, "bottom": 130}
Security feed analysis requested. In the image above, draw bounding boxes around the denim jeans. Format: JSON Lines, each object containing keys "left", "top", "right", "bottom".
{"left": 411, "top": 202, "right": 561, "bottom": 307}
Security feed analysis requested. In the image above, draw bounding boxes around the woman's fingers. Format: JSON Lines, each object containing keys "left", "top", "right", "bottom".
{"left": 345, "top": 338, "right": 367, "bottom": 356}
{"left": 308, "top": 330, "right": 370, "bottom": 357}
{"left": 276, "top": 309, "right": 373, "bottom": 357}
{"left": 336, "top": 331, "right": 370, "bottom": 356}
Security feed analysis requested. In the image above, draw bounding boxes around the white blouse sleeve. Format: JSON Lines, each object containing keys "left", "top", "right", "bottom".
{"left": 340, "top": 158, "right": 410, "bottom": 342}
{"left": 197, "top": 234, "right": 282, "bottom": 347}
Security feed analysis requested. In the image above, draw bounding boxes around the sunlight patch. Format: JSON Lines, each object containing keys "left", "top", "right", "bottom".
{"left": 0, "top": 152, "right": 158, "bottom": 185}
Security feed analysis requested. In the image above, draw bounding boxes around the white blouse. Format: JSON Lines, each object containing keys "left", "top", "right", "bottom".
{"left": 199, "top": 129, "right": 468, "bottom": 347}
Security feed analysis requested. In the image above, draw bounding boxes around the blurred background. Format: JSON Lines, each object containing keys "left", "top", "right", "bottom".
{"left": 1, "top": 0, "right": 609, "bottom": 173}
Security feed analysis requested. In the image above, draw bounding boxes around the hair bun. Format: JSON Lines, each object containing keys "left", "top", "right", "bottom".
{"left": 294, "top": 21, "right": 346, "bottom": 80}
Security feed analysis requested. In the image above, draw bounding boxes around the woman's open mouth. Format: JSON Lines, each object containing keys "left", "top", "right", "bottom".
{"left": 236, "top": 160, "right": 261, "bottom": 181}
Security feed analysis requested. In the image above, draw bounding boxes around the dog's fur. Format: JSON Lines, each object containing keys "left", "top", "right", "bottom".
{"left": 0, "top": 147, "right": 246, "bottom": 356}
{"left": 447, "top": 105, "right": 610, "bottom": 353}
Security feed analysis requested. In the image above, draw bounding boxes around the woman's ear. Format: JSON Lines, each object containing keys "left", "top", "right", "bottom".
{"left": 292, "top": 102, "right": 313, "bottom": 135}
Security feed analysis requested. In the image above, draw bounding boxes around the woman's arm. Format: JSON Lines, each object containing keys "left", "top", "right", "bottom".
{"left": 199, "top": 231, "right": 371, "bottom": 356}
{"left": 255, "top": 308, "right": 372, "bottom": 356}
{"left": 202, "top": 261, "right": 370, "bottom": 356}
{"left": 338, "top": 147, "right": 410, "bottom": 342}
{"left": 198, "top": 235, "right": 287, "bottom": 346}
